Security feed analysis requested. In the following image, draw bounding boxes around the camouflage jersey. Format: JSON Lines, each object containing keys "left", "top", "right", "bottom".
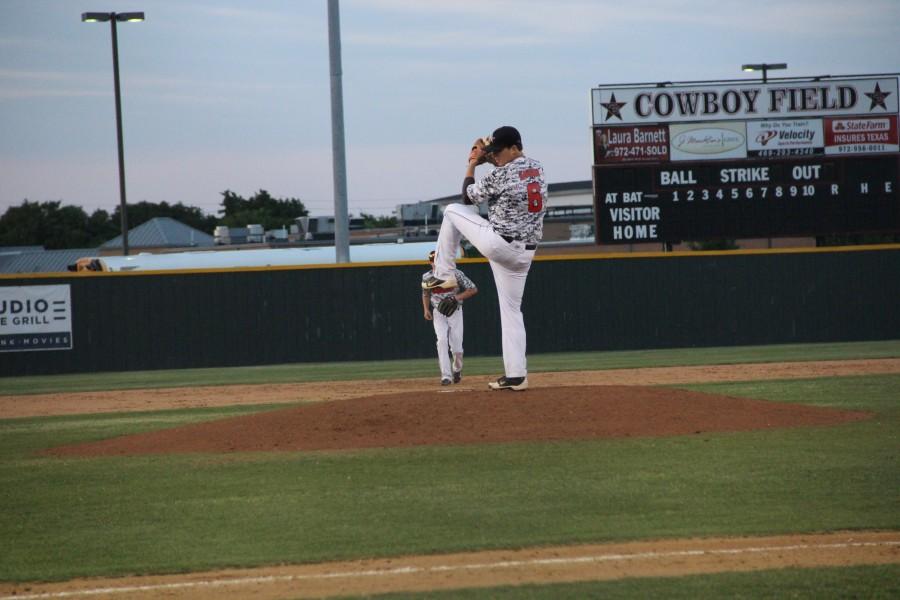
{"left": 421, "top": 268, "right": 475, "bottom": 308}
{"left": 466, "top": 155, "right": 547, "bottom": 244}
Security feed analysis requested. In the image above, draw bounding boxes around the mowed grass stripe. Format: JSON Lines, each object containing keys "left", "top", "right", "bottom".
{"left": 1, "top": 339, "right": 898, "bottom": 395}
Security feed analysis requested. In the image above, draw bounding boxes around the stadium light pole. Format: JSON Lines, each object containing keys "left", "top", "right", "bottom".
{"left": 81, "top": 11, "right": 145, "bottom": 256}
{"left": 742, "top": 62, "right": 787, "bottom": 83}
{"left": 327, "top": 0, "right": 350, "bottom": 263}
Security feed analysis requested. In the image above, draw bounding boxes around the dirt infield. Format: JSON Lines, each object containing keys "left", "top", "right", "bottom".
{"left": 45, "top": 384, "right": 870, "bottom": 457}
{"left": 2, "top": 359, "right": 898, "bottom": 598}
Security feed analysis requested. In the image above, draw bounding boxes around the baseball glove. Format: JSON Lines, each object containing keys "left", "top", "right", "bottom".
{"left": 471, "top": 136, "right": 491, "bottom": 165}
{"left": 436, "top": 296, "right": 459, "bottom": 317}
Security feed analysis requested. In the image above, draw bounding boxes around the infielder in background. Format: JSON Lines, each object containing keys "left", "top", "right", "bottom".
{"left": 422, "top": 126, "right": 547, "bottom": 391}
{"left": 422, "top": 250, "right": 478, "bottom": 386}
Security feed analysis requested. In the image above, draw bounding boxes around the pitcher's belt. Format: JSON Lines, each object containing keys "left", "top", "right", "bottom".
{"left": 499, "top": 234, "right": 537, "bottom": 250}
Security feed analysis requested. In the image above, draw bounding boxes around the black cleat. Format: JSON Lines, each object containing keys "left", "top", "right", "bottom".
{"left": 488, "top": 376, "right": 528, "bottom": 391}
{"left": 441, "top": 378, "right": 452, "bottom": 386}
{"left": 452, "top": 371, "right": 462, "bottom": 384}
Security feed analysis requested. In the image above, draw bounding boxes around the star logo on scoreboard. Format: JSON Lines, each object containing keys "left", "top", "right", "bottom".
{"left": 865, "top": 83, "right": 891, "bottom": 111}
{"left": 600, "top": 93, "right": 627, "bottom": 121}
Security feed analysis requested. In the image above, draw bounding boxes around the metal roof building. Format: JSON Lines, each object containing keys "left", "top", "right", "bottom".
{"left": 101, "top": 217, "right": 214, "bottom": 250}
{"left": 0, "top": 247, "right": 100, "bottom": 274}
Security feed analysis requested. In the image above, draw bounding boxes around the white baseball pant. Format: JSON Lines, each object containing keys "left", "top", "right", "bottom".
{"left": 432, "top": 308, "right": 464, "bottom": 380}
{"left": 432, "top": 203, "right": 535, "bottom": 378}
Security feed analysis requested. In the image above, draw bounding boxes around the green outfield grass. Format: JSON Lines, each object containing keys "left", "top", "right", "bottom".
{"left": 0, "top": 370, "right": 897, "bottom": 584}
{"left": 1, "top": 339, "right": 898, "bottom": 395}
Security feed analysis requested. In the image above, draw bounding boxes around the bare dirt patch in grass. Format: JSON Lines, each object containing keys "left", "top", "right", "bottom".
{"left": 44, "top": 384, "right": 870, "bottom": 457}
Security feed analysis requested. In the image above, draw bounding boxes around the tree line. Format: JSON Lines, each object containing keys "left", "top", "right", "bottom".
{"left": 0, "top": 190, "right": 397, "bottom": 250}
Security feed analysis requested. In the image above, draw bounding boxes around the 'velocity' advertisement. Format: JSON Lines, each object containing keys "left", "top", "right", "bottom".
{"left": 747, "top": 119, "right": 824, "bottom": 157}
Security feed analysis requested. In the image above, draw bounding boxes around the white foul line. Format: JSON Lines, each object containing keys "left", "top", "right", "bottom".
{"left": 3, "top": 540, "right": 898, "bottom": 599}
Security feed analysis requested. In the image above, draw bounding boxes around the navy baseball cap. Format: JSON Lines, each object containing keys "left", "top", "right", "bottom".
{"left": 482, "top": 126, "right": 522, "bottom": 153}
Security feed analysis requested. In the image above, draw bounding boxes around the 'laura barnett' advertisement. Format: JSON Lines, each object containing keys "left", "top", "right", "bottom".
{"left": 0, "top": 285, "right": 73, "bottom": 352}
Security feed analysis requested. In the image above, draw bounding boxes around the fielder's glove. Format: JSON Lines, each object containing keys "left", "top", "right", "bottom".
{"left": 436, "top": 296, "right": 459, "bottom": 317}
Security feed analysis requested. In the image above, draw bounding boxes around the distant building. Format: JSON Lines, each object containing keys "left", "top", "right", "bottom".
{"left": 0, "top": 247, "right": 101, "bottom": 274}
{"left": 213, "top": 226, "right": 249, "bottom": 245}
{"left": 0, "top": 217, "right": 218, "bottom": 273}
{"left": 296, "top": 216, "right": 368, "bottom": 241}
{"left": 100, "top": 217, "right": 214, "bottom": 255}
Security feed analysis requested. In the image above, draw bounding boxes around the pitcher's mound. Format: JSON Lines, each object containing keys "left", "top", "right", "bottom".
{"left": 45, "top": 385, "right": 870, "bottom": 457}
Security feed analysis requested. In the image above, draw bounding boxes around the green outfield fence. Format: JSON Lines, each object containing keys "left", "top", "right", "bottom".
{"left": 1, "top": 245, "right": 899, "bottom": 376}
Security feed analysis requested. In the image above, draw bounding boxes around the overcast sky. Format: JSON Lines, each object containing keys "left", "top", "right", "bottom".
{"left": 1, "top": 0, "right": 898, "bottom": 219}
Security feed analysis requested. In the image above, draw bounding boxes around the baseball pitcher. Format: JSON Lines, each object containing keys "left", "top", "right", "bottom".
{"left": 422, "top": 126, "right": 547, "bottom": 391}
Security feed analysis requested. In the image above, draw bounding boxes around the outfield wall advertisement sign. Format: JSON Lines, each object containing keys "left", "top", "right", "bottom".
{"left": 0, "top": 285, "right": 73, "bottom": 352}
{"left": 591, "top": 74, "right": 900, "bottom": 244}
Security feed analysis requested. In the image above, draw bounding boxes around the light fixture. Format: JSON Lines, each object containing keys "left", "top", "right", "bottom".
{"left": 81, "top": 12, "right": 110, "bottom": 22}
{"left": 81, "top": 12, "right": 145, "bottom": 22}
{"left": 741, "top": 63, "right": 787, "bottom": 83}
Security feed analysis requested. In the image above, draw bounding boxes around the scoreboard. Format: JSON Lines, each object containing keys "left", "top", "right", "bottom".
{"left": 596, "top": 155, "right": 899, "bottom": 243}
{"left": 591, "top": 75, "right": 900, "bottom": 244}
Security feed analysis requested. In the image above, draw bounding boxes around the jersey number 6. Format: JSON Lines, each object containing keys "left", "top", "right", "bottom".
{"left": 526, "top": 182, "right": 543, "bottom": 213}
